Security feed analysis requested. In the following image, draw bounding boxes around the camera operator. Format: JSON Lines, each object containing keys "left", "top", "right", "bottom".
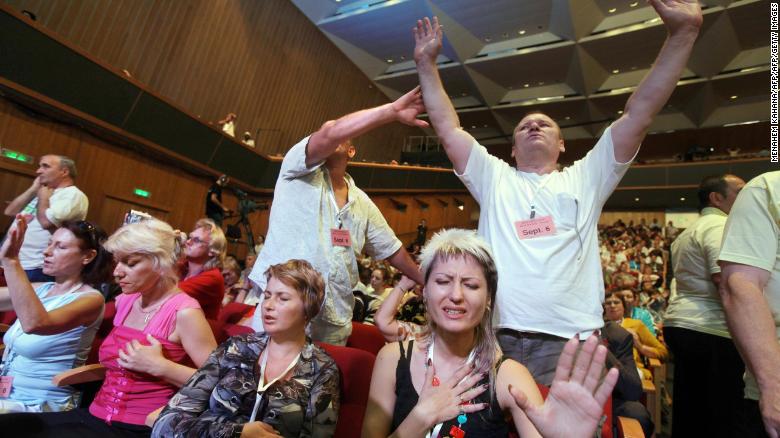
{"left": 205, "top": 174, "right": 231, "bottom": 226}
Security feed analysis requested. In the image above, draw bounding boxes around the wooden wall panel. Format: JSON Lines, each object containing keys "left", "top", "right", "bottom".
{"left": 2, "top": 0, "right": 421, "bottom": 162}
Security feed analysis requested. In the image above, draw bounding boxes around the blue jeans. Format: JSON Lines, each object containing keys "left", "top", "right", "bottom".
{"left": 25, "top": 268, "right": 54, "bottom": 282}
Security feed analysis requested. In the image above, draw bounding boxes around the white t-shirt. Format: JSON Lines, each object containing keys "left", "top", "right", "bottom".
{"left": 719, "top": 171, "right": 780, "bottom": 400}
{"left": 17, "top": 186, "right": 89, "bottom": 270}
{"left": 248, "top": 136, "right": 402, "bottom": 330}
{"left": 457, "top": 125, "right": 633, "bottom": 338}
{"left": 665, "top": 207, "right": 729, "bottom": 337}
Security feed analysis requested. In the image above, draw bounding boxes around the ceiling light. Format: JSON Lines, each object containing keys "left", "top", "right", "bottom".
{"left": 612, "top": 69, "right": 620, "bottom": 74}
{"left": 471, "top": 125, "right": 476, "bottom": 129}
{"left": 680, "top": 197, "right": 686, "bottom": 201}
{"left": 564, "top": 116, "right": 571, "bottom": 120}
{"left": 617, "top": 110, "right": 624, "bottom": 114}
{"left": 386, "top": 59, "right": 393, "bottom": 63}
{"left": 634, "top": 197, "right": 640, "bottom": 202}
{"left": 537, "top": 95, "right": 564, "bottom": 101}
{"left": 730, "top": 95, "right": 738, "bottom": 100}
{"left": 608, "top": 7, "right": 617, "bottom": 13}
{"left": 518, "top": 30, "right": 526, "bottom": 35}
{"left": 523, "top": 83, "right": 530, "bottom": 88}
{"left": 629, "top": 2, "right": 638, "bottom": 7}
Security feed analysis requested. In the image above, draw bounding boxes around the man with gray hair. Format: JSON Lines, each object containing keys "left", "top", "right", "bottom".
{"left": 3, "top": 154, "right": 88, "bottom": 281}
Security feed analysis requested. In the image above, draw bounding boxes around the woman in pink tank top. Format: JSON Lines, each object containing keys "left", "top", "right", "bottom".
{"left": 0, "top": 219, "right": 218, "bottom": 438}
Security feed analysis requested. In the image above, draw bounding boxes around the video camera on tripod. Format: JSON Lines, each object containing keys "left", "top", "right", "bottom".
{"left": 225, "top": 187, "right": 268, "bottom": 251}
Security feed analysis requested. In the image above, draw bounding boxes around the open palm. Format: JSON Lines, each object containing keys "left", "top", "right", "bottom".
{"left": 511, "top": 337, "right": 619, "bottom": 438}
{"left": 650, "top": 0, "right": 703, "bottom": 34}
{"left": 413, "top": 16, "right": 442, "bottom": 65}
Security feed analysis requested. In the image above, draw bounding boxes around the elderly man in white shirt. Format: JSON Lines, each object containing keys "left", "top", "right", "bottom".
{"left": 248, "top": 88, "right": 426, "bottom": 345}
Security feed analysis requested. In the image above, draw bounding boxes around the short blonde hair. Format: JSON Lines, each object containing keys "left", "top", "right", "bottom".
{"left": 194, "top": 218, "right": 227, "bottom": 270}
{"left": 104, "top": 219, "right": 180, "bottom": 284}
{"left": 265, "top": 259, "right": 325, "bottom": 322}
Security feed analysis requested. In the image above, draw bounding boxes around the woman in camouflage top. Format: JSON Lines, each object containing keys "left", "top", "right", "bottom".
{"left": 152, "top": 260, "right": 339, "bottom": 438}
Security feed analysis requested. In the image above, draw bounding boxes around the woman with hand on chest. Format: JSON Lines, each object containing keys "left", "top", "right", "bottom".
{"left": 362, "top": 229, "right": 618, "bottom": 438}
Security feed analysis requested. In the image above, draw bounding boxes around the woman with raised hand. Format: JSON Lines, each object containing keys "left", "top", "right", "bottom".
{"left": 152, "top": 259, "right": 339, "bottom": 438}
{"left": 362, "top": 229, "right": 618, "bottom": 438}
{"left": 0, "top": 218, "right": 217, "bottom": 437}
{"left": 0, "top": 216, "right": 111, "bottom": 413}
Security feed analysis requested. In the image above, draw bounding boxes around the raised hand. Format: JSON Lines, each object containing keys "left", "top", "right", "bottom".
{"left": 0, "top": 215, "right": 27, "bottom": 261}
{"left": 411, "top": 360, "right": 487, "bottom": 428}
{"left": 649, "top": 0, "right": 702, "bottom": 35}
{"left": 509, "top": 336, "right": 619, "bottom": 438}
{"left": 397, "top": 274, "right": 418, "bottom": 292}
{"left": 413, "top": 16, "right": 443, "bottom": 65}
{"left": 391, "top": 86, "right": 429, "bottom": 128}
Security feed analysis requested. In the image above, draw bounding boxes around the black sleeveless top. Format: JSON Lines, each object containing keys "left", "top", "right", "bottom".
{"left": 390, "top": 340, "right": 510, "bottom": 437}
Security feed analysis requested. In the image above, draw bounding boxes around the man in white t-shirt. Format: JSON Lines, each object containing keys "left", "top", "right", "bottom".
{"left": 3, "top": 155, "right": 89, "bottom": 281}
{"left": 413, "top": 0, "right": 702, "bottom": 384}
{"left": 719, "top": 171, "right": 780, "bottom": 438}
{"left": 247, "top": 88, "right": 427, "bottom": 345}
{"left": 664, "top": 173, "right": 745, "bottom": 437}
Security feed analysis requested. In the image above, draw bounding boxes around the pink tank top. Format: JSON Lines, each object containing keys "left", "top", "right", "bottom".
{"left": 89, "top": 292, "right": 200, "bottom": 425}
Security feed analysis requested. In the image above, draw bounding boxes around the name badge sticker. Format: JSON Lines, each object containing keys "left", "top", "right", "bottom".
{"left": 514, "top": 215, "right": 557, "bottom": 240}
{"left": 0, "top": 376, "right": 13, "bottom": 398}
{"left": 330, "top": 228, "right": 352, "bottom": 247}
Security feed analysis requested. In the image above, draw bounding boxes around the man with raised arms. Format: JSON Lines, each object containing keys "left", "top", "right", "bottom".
{"left": 413, "top": 0, "right": 702, "bottom": 384}
{"left": 248, "top": 88, "right": 427, "bottom": 345}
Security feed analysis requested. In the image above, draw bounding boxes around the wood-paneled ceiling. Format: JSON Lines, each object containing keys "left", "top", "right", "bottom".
{"left": 293, "top": 0, "right": 769, "bottom": 147}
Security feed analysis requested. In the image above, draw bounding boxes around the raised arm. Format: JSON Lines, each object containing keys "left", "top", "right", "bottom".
{"left": 4, "top": 178, "right": 39, "bottom": 216}
{"left": 413, "top": 17, "right": 476, "bottom": 174}
{"left": 374, "top": 275, "right": 418, "bottom": 341}
{"left": 0, "top": 216, "right": 103, "bottom": 333}
{"left": 610, "top": 0, "right": 702, "bottom": 162}
{"left": 305, "top": 88, "right": 428, "bottom": 167}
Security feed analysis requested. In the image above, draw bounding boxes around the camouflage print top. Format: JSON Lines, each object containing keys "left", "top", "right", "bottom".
{"left": 152, "top": 332, "right": 340, "bottom": 438}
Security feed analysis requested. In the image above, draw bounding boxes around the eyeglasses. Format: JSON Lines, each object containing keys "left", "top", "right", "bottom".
{"left": 187, "top": 236, "right": 209, "bottom": 246}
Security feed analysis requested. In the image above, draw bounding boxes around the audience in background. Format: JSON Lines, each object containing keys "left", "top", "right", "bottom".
{"left": 0, "top": 218, "right": 110, "bottom": 413}
{"left": 3, "top": 155, "right": 89, "bottom": 282}
{"left": 177, "top": 218, "right": 227, "bottom": 320}
{"left": 604, "top": 290, "right": 668, "bottom": 381}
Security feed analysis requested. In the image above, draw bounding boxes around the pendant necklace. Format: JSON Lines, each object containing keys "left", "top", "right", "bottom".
{"left": 425, "top": 337, "right": 476, "bottom": 438}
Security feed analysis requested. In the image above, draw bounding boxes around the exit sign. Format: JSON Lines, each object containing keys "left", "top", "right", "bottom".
{"left": 134, "top": 188, "right": 151, "bottom": 198}
{"left": 1, "top": 148, "right": 33, "bottom": 164}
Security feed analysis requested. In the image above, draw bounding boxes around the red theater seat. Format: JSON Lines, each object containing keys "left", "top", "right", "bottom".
{"left": 319, "top": 343, "right": 376, "bottom": 438}
{"left": 218, "top": 302, "right": 254, "bottom": 324}
{"left": 346, "top": 322, "right": 386, "bottom": 356}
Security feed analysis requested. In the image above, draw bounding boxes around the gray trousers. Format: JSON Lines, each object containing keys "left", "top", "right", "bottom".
{"left": 496, "top": 329, "right": 573, "bottom": 387}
